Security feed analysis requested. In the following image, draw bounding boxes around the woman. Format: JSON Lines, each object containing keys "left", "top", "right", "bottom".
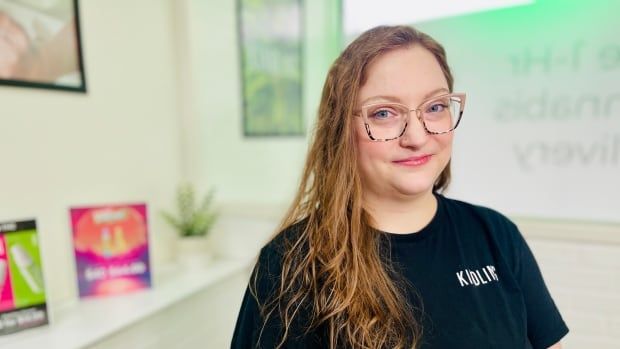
{"left": 231, "top": 25, "right": 568, "bottom": 349}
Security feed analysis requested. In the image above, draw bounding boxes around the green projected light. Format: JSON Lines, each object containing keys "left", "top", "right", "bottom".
{"left": 344, "top": 0, "right": 534, "bottom": 36}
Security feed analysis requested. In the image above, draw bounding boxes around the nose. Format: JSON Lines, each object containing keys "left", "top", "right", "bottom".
{"left": 398, "top": 111, "right": 429, "bottom": 148}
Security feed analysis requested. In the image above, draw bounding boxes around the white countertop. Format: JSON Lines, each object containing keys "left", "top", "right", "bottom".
{"left": 0, "top": 258, "right": 253, "bottom": 349}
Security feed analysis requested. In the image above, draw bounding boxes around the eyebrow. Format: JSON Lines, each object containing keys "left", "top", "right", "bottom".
{"left": 360, "top": 87, "right": 450, "bottom": 105}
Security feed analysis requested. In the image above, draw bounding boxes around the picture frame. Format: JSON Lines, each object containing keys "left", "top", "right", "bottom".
{"left": 0, "top": 0, "right": 87, "bottom": 93}
{"left": 237, "top": 0, "right": 304, "bottom": 136}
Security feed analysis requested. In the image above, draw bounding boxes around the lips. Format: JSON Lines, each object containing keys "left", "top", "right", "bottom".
{"left": 393, "top": 154, "right": 432, "bottom": 166}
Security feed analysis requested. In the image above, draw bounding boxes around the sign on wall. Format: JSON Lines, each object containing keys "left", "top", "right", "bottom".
{"left": 238, "top": 0, "right": 304, "bottom": 136}
{"left": 0, "top": 220, "right": 48, "bottom": 336}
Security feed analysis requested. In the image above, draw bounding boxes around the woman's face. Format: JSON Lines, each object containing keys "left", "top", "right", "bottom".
{"left": 355, "top": 45, "right": 454, "bottom": 201}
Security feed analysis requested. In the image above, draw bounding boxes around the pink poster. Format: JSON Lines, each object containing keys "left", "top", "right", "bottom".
{"left": 0, "top": 236, "right": 14, "bottom": 312}
{"left": 70, "top": 204, "right": 151, "bottom": 298}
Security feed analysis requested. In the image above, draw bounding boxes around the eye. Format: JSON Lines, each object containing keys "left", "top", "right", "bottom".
{"left": 373, "top": 109, "right": 393, "bottom": 119}
{"left": 427, "top": 102, "right": 448, "bottom": 113}
{"left": 368, "top": 106, "right": 399, "bottom": 120}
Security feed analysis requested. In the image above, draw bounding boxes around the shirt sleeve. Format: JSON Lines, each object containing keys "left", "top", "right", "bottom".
{"left": 230, "top": 244, "right": 323, "bottom": 348}
{"left": 513, "top": 229, "right": 569, "bottom": 349}
{"left": 230, "top": 246, "right": 282, "bottom": 349}
{"left": 231, "top": 283, "right": 261, "bottom": 348}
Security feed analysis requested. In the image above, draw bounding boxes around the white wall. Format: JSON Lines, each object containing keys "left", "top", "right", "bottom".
{"left": 528, "top": 236, "right": 620, "bottom": 348}
{"left": 0, "top": 0, "right": 182, "bottom": 305}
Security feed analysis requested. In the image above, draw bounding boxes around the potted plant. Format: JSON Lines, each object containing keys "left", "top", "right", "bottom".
{"left": 161, "top": 183, "right": 218, "bottom": 267}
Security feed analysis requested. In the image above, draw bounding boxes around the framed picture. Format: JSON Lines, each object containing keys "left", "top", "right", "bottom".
{"left": 237, "top": 0, "right": 304, "bottom": 136}
{"left": 0, "top": 0, "right": 87, "bottom": 92}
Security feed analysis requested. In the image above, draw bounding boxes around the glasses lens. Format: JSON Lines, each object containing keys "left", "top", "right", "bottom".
{"left": 422, "top": 95, "right": 462, "bottom": 133}
{"left": 363, "top": 103, "right": 408, "bottom": 140}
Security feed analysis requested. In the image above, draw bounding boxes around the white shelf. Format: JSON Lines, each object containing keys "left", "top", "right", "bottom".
{"left": 0, "top": 258, "right": 253, "bottom": 349}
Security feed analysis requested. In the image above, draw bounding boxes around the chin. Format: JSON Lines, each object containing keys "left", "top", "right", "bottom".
{"left": 392, "top": 181, "right": 435, "bottom": 198}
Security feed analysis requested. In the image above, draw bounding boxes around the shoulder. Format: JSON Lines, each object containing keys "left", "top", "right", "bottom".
{"left": 438, "top": 194, "right": 527, "bottom": 265}
{"left": 260, "top": 218, "right": 309, "bottom": 262}
{"left": 439, "top": 194, "right": 520, "bottom": 236}
{"left": 252, "top": 218, "right": 309, "bottom": 293}
{"left": 233, "top": 218, "right": 319, "bottom": 347}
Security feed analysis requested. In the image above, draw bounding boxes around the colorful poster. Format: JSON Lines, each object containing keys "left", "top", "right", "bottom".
{"left": 70, "top": 204, "right": 151, "bottom": 298}
{"left": 0, "top": 220, "right": 49, "bottom": 335}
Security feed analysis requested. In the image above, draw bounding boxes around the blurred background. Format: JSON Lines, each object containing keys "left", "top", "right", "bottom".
{"left": 0, "top": 0, "right": 618, "bottom": 348}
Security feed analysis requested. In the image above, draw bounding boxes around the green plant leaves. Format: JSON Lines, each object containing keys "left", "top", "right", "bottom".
{"left": 160, "top": 183, "right": 218, "bottom": 237}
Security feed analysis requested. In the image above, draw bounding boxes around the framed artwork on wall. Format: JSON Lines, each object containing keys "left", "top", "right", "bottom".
{"left": 0, "top": 0, "right": 87, "bottom": 92}
{"left": 237, "top": 0, "right": 304, "bottom": 136}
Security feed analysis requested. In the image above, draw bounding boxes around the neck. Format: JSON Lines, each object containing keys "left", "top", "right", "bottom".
{"left": 364, "top": 189, "right": 438, "bottom": 234}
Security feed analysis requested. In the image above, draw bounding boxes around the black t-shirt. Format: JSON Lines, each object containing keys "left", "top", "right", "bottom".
{"left": 231, "top": 194, "right": 569, "bottom": 348}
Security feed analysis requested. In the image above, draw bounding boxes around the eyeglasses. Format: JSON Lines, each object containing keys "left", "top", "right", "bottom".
{"left": 356, "top": 93, "right": 466, "bottom": 141}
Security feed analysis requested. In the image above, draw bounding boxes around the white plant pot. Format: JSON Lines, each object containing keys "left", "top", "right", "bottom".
{"left": 175, "top": 236, "right": 213, "bottom": 269}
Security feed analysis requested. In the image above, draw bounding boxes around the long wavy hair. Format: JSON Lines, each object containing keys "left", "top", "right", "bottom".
{"left": 254, "top": 25, "right": 454, "bottom": 348}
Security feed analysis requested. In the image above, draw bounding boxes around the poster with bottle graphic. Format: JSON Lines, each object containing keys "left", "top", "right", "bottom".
{"left": 0, "top": 219, "right": 49, "bottom": 335}
{"left": 70, "top": 203, "right": 151, "bottom": 298}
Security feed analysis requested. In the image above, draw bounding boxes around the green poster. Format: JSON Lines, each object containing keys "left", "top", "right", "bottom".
{"left": 5, "top": 231, "right": 46, "bottom": 308}
{"left": 238, "top": 0, "right": 304, "bottom": 136}
{"left": 0, "top": 220, "right": 48, "bottom": 335}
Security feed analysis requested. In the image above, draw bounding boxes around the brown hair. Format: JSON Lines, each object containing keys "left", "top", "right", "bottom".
{"left": 254, "top": 25, "right": 454, "bottom": 348}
